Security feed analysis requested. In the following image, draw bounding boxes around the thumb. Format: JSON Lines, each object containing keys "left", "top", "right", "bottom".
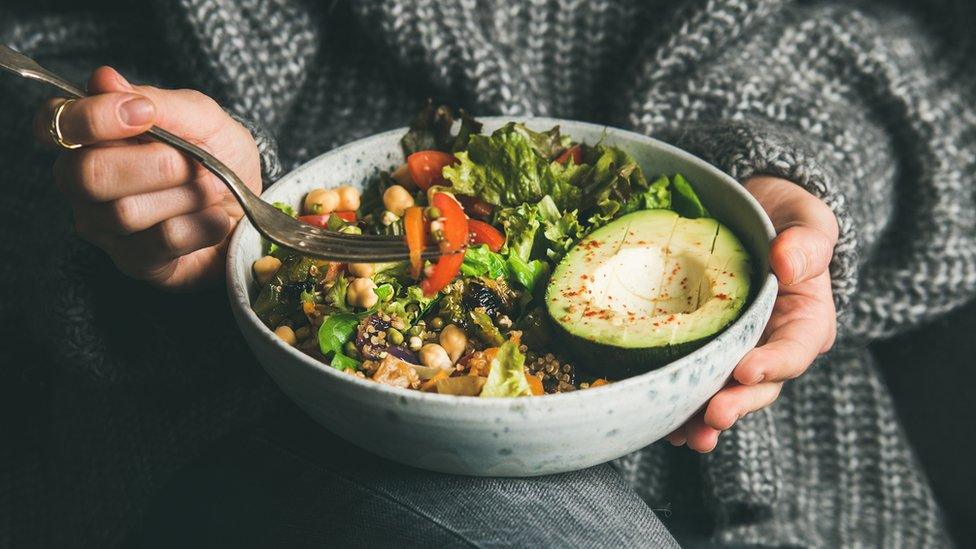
{"left": 745, "top": 176, "right": 838, "bottom": 285}
{"left": 87, "top": 66, "right": 228, "bottom": 140}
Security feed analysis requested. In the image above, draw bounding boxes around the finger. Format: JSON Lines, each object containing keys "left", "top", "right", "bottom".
{"left": 684, "top": 413, "right": 721, "bottom": 453}
{"left": 54, "top": 142, "right": 197, "bottom": 202}
{"left": 734, "top": 284, "right": 835, "bottom": 385}
{"left": 33, "top": 98, "right": 65, "bottom": 148}
{"left": 744, "top": 177, "right": 838, "bottom": 285}
{"left": 665, "top": 426, "right": 687, "bottom": 447}
{"left": 54, "top": 92, "right": 156, "bottom": 145}
{"left": 75, "top": 174, "right": 226, "bottom": 236}
{"left": 88, "top": 66, "right": 228, "bottom": 141}
{"left": 769, "top": 225, "right": 834, "bottom": 285}
{"left": 110, "top": 206, "right": 232, "bottom": 272}
{"left": 703, "top": 382, "right": 783, "bottom": 431}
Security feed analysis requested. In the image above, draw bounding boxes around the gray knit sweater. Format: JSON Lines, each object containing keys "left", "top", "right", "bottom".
{"left": 1, "top": 0, "right": 974, "bottom": 547}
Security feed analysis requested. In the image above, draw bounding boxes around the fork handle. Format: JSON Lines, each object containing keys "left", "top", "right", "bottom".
{"left": 0, "top": 45, "right": 261, "bottom": 219}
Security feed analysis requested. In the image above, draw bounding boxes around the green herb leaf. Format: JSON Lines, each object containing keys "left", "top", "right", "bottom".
{"left": 480, "top": 339, "right": 532, "bottom": 398}
{"left": 670, "top": 173, "right": 709, "bottom": 218}
{"left": 317, "top": 313, "right": 361, "bottom": 371}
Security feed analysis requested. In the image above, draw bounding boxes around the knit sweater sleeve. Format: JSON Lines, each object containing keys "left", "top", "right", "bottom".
{"left": 624, "top": 0, "right": 976, "bottom": 341}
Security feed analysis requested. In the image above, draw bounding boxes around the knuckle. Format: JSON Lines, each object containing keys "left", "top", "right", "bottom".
{"left": 156, "top": 146, "right": 188, "bottom": 184}
{"left": 76, "top": 150, "right": 109, "bottom": 200}
{"left": 109, "top": 197, "right": 144, "bottom": 234}
{"left": 156, "top": 219, "right": 186, "bottom": 256}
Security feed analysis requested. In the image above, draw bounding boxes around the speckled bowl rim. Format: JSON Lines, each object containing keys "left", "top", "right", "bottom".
{"left": 227, "top": 117, "right": 778, "bottom": 411}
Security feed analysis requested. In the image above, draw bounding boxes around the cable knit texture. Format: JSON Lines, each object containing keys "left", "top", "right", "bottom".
{"left": 1, "top": 0, "right": 974, "bottom": 547}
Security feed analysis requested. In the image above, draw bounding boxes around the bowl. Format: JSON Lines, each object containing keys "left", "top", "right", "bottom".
{"left": 227, "top": 117, "right": 777, "bottom": 477}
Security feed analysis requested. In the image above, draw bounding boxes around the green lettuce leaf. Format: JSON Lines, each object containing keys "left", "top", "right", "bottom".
{"left": 506, "top": 256, "right": 549, "bottom": 293}
{"left": 496, "top": 195, "right": 584, "bottom": 262}
{"left": 480, "top": 339, "right": 531, "bottom": 398}
{"left": 670, "top": 173, "right": 709, "bottom": 218}
{"left": 496, "top": 203, "right": 542, "bottom": 261}
{"left": 272, "top": 201, "right": 297, "bottom": 217}
{"left": 461, "top": 244, "right": 509, "bottom": 279}
{"left": 536, "top": 196, "right": 585, "bottom": 260}
{"left": 317, "top": 313, "right": 360, "bottom": 371}
{"left": 382, "top": 285, "right": 438, "bottom": 325}
{"left": 442, "top": 123, "right": 581, "bottom": 209}
{"left": 327, "top": 276, "right": 351, "bottom": 312}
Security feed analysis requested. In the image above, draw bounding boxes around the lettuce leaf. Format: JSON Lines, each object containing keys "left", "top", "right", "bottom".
{"left": 443, "top": 123, "right": 581, "bottom": 209}
{"left": 496, "top": 202, "right": 542, "bottom": 261}
{"left": 461, "top": 244, "right": 509, "bottom": 279}
{"left": 318, "top": 313, "right": 361, "bottom": 371}
{"left": 506, "top": 256, "right": 549, "bottom": 293}
{"left": 480, "top": 339, "right": 532, "bottom": 398}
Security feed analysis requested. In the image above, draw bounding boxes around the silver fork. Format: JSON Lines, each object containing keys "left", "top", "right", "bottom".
{"left": 0, "top": 44, "right": 447, "bottom": 263}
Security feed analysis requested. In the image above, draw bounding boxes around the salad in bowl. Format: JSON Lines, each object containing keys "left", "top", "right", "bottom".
{"left": 249, "top": 104, "right": 752, "bottom": 398}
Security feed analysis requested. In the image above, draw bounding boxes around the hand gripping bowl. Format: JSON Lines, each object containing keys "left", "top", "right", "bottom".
{"left": 227, "top": 118, "right": 777, "bottom": 477}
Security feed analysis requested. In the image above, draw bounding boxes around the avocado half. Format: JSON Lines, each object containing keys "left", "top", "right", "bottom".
{"left": 546, "top": 209, "right": 751, "bottom": 379}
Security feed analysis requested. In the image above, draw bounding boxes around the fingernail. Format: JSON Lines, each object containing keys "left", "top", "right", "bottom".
{"left": 119, "top": 96, "right": 154, "bottom": 126}
{"left": 786, "top": 248, "right": 806, "bottom": 285}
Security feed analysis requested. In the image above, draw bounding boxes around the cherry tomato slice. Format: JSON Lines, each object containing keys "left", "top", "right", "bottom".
{"left": 298, "top": 211, "right": 357, "bottom": 227}
{"left": 297, "top": 214, "right": 330, "bottom": 228}
{"left": 420, "top": 193, "right": 468, "bottom": 296}
{"left": 419, "top": 252, "right": 464, "bottom": 297}
{"left": 554, "top": 144, "right": 582, "bottom": 165}
{"left": 407, "top": 151, "right": 457, "bottom": 191}
{"left": 467, "top": 219, "right": 505, "bottom": 252}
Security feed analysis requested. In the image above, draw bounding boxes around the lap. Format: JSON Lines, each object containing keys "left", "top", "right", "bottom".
{"left": 140, "top": 404, "right": 678, "bottom": 548}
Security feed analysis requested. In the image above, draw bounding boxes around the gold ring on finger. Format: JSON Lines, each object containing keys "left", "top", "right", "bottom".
{"left": 49, "top": 99, "right": 83, "bottom": 150}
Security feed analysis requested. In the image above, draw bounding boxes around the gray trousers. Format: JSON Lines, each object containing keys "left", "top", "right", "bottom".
{"left": 140, "top": 404, "right": 679, "bottom": 548}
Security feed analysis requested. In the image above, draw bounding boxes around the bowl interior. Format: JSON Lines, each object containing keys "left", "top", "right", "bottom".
{"left": 228, "top": 117, "right": 776, "bottom": 402}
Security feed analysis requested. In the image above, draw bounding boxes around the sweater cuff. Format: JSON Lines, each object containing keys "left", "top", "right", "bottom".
{"left": 657, "top": 117, "right": 860, "bottom": 331}
{"left": 228, "top": 111, "right": 283, "bottom": 188}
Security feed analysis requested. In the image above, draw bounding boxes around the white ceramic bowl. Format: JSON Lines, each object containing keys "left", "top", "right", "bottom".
{"left": 227, "top": 118, "right": 777, "bottom": 477}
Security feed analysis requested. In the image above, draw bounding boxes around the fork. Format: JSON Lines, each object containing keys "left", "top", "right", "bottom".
{"left": 0, "top": 44, "right": 447, "bottom": 263}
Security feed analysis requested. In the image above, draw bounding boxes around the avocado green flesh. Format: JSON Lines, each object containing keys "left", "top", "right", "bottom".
{"left": 546, "top": 209, "right": 751, "bottom": 378}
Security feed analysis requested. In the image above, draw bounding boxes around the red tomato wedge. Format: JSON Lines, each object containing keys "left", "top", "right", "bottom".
{"left": 407, "top": 151, "right": 457, "bottom": 191}
{"left": 554, "top": 145, "right": 582, "bottom": 165}
{"left": 404, "top": 206, "right": 426, "bottom": 279}
{"left": 467, "top": 219, "right": 504, "bottom": 252}
{"left": 297, "top": 214, "right": 330, "bottom": 227}
{"left": 298, "top": 212, "right": 357, "bottom": 228}
{"left": 420, "top": 193, "right": 468, "bottom": 296}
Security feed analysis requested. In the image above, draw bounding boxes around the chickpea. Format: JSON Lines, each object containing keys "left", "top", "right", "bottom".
{"left": 303, "top": 188, "right": 339, "bottom": 215}
{"left": 346, "top": 277, "right": 378, "bottom": 309}
{"left": 382, "top": 184, "right": 415, "bottom": 217}
{"left": 391, "top": 163, "right": 414, "bottom": 189}
{"left": 336, "top": 186, "right": 361, "bottom": 211}
{"left": 419, "top": 343, "right": 452, "bottom": 370}
{"left": 408, "top": 336, "right": 423, "bottom": 351}
{"left": 347, "top": 263, "right": 374, "bottom": 277}
{"left": 274, "top": 325, "right": 297, "bottom": 346}
{"left": 439, "top": 324, "right": 467, "bottom": 363}
{"left": 253, "top": 255, "right": 282, "bottom": 285}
